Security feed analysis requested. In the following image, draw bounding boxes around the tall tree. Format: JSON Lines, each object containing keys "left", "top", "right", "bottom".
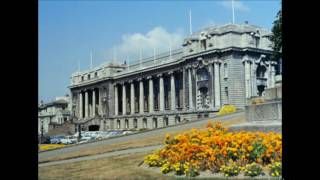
{"left": 270, "top": 9, "right": 282, "bottom": 61}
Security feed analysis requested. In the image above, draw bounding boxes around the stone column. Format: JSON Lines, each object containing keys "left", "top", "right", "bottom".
{"left": 188, "top": 67, "right": 194, "bottom": 109}
{"left": 248, "top": 61, "right": 252, "bottom": 97}
{"left": 85, "top": 90, "right": 89, "bottom": 118}
{"left": 130, "top": 80, "right": 135, "bottom": 114}
{"left": 169, "top": 71, "right": 176, "bottom": 110}
{"left": 182, "top": 68, "right": 186, "bottom": 110}
{"left": 92, "top": 89, "right": 96, "bottom": 117}
{"left": 122, "top": 83, "right": 126, "bottom": 115}
{"left": 158, "top": 74, "right": 164, "bottom": 111}
{"left": 214, "top": 61, "right": 221, "bottom": 108}
{"left": 208, "top": 62, "right": 214, "bottom": 108}
{"left": 114, "top": 85, "right": 118, "bottom": 116}
{"left": 139, "top": 78, "right": 144, "bottom": 114}
{"left": 148, "top": 76, "right": 154, "bottom": 113}
{"left": 267, "top": 61, "right": 271, "bottom": 88}
{"left": 270, "top": 63, "right": 276, "bottom": 88}
{"left": 244, "top": 60, "right": 251, "bottom": 98}
{"left": 79, "top": 92, "right": 83, "bottom": 118}
{"left": 251, "top": 63, "right": 257, "bottom": 96}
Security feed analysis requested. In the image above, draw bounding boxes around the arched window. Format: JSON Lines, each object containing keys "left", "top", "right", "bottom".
{"left": 153, "top": 118, "right": 158, "bottom": 128}
{"left": 125, "top": 119, "right": 129, "bottom": 129}
{"left": 133, "top": 119, "right": 138, "bottom": 129}
{"left": 175, "top": 116, "right": 181, "bottom": 124}
{"left": 117, "top": 120, "right": 121, "bottom": 129}
{"left": 256, "top": 65, "right": 267, "bottom": 78}
{"left": 197, "top": 68, "right": 209, "bottom": 81}
{"left": 143, "top": 118, "right": 147, "bottom": 128}
{"left": 163, "top": 117, "right": 169, "bottom": 127}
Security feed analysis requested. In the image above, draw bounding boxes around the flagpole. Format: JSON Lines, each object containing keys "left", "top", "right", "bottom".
{"left": 189, "top": 9, "right": 192, "bottom": 35}
{"left": 153, "top": 47, "right": 156, "bottom": 64}
{"left": 127, "top": 55, "right": 130, "bottom": 70}
{"left": 232, "top": 0, "right": 235, "bottom": 24}
{"left": 169, "top": 41, "right": 172, "bottom": 60}
{"left": 139, "top": 48, "right": 142, "bottom": 67}
{"left": 90, "top": 51, "right": 93, "bottom": 69}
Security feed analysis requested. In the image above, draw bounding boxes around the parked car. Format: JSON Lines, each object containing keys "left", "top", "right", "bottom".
{"left": 123, "top": 131, "right": 132, "bottom": 135}
{"left": 60, "top": 136, "right": 77, "bottom": 144}
{"left": 50, "top": 135, "right": 65, "bottom": 144}
{"left": 39, "top": 135, "right": 50, "bottom": 144}
{"left": 96, "top": 132, "right": 111, "bottom": 140}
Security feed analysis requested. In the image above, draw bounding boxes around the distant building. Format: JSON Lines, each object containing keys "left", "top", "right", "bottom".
{"left": 38, "top": 96, "right": 71, "bottom": 135}
{"left": 69, "top": 23, "right": 280, "bottom": 131}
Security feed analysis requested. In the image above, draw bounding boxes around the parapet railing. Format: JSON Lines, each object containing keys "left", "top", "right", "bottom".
{"left": 116, "top": 48, "right": 183, "bottom": 75}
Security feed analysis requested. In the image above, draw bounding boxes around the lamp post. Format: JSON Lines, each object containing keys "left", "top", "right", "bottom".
{"left": 40, "top": 120, "right": 44, "bottom": 145}
{"left": 78, "top": 124, "right": 82, "bottom": 142}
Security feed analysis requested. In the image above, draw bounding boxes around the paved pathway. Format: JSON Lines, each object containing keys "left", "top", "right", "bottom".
{"left": 39, "top": 111, "right": 244, "bottom": 162}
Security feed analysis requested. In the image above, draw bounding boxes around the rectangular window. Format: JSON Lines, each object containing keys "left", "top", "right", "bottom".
{"left": 81, "top": 76, "right": 84, "bottom": 81}
{"left": 224, "top": 63, "right": 228, "bottom": 78}
{"left": 225, "top": 87, "right": 229, "bottom": 103}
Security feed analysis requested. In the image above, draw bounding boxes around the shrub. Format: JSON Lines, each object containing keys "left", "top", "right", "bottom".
{"left": 243, "top": 162, "right": 263, "bottom": 177}
{"left": 269, "top": 162, "right": 282, "bottom": 177}
{"left": 220, "top": 161, "right": 241, "bottom": 177}
{"left": 144, "top": 154, "right": 162, "bottom": 167}
{"left": 217, "top": 105, "right": 237, "bottom": 116}
{"left": 251, "top": 98, "right": 265, "bottom": 105}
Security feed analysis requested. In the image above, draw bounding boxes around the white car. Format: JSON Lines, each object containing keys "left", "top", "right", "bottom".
{"left": 60, "top": 136, "right": 77, "bottom": 144}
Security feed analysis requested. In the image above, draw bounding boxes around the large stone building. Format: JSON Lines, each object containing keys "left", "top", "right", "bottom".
{"left": 38, "top": 96, "right": 71, "bottom": 135}
{"left": 69, "top": 23, "right": 279, "bottom": 131}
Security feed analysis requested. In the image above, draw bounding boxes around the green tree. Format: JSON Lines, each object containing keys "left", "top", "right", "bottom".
{"left": 270, "top": 9, "right": 282, "bottom": 61}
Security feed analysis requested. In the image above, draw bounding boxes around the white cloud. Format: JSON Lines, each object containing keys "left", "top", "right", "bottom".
{"left": 218, "top": 0, "right": 250, "bottom": 12}
{"left": 106, "top": 27, "right": 185, "bottom": 64}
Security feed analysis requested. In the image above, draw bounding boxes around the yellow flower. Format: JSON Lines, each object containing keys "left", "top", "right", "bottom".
{"left": 247, "top": 146, "right": 254, "bottom": 151}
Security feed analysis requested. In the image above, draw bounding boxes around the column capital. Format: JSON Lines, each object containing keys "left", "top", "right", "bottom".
{"left": 137, "top": 77, "right": 143, "bottom": 81}
{"left": 147, "top": 75, "right": 153, "bottom": 80}
{"left": 156, "top": 73, "right": 163, "bottom": 78}
{"left": 214, "top": 59, "right": 222, "bottom": 64}
{"left": 128, "top": 79, "right": 133, "bottom": 83}
{"left": 168, "top": 70, "right": 174, "bottom": 75}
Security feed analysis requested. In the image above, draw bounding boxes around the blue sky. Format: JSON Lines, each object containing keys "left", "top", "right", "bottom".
{"left": 39, "top": 0, "right": 281, "bottom": 103}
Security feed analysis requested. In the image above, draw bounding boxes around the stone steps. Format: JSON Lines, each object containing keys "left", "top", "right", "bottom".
{"left": 47, "top": 122, "right": 75, "bottom": 136}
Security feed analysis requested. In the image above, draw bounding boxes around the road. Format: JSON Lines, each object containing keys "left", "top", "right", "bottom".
{"left": 39, "top": 111, "right": 244, "bottom": 162}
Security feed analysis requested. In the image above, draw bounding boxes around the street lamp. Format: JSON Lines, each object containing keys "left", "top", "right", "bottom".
{"left": 40, "top": 120, "right": 44, "bottom": 144}
{"left": 78, "top": 124, "right": 82, "bottom": 142}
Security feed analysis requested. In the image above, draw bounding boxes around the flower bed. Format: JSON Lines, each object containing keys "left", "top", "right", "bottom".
{"left": 144, "top": 122, "right": 282, "bottom": 178}
{"left": 39, "top": 144, "right": 66, "bottom": 151}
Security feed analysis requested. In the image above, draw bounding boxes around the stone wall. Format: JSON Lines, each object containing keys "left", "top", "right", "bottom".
{"left": 245, "top": 101, "right": 282, "bottom": 122}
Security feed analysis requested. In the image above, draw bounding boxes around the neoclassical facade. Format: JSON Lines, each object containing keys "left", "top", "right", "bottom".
{"left": 69, "top": 23, "right": 279, "bottom": 131}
